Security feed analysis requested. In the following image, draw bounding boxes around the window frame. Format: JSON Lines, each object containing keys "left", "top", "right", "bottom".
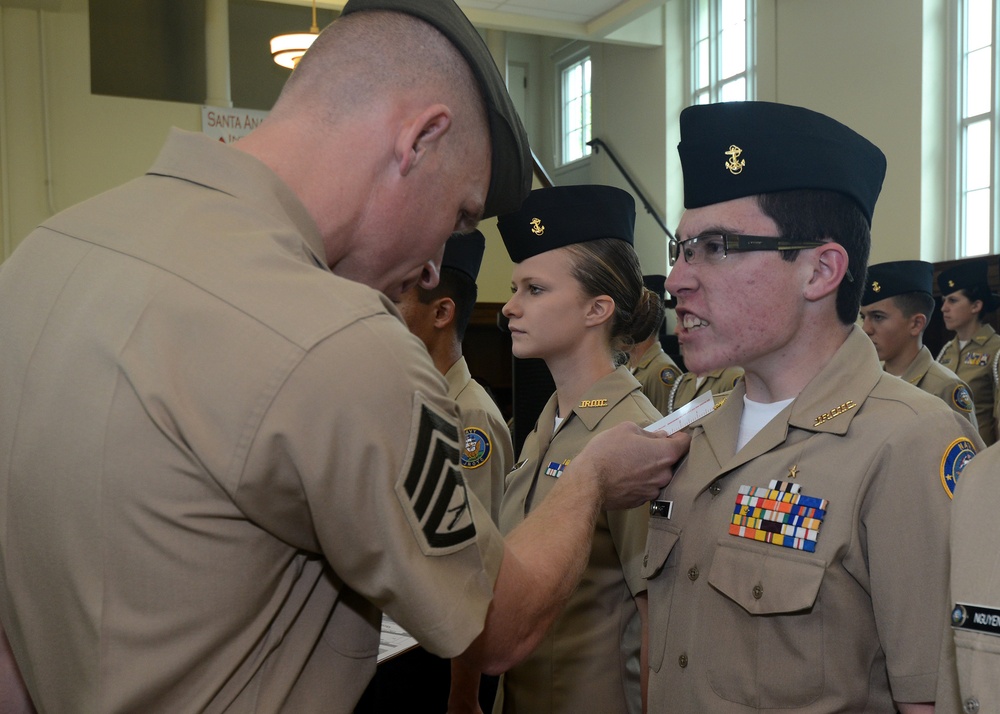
{"left": 557, "top": 49, "right": 593, "bottom": 167}
{"left": 951, "top": 0, "right": 999, "bottom": 258}
{"left": 690, "top": 0, "right": 757, "bottom": 106}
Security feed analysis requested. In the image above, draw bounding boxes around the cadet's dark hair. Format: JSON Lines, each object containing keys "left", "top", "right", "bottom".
{"left": 416, "top": 267, "right": 478, "bottom": 341}
{"left": 756, "top": 189, "right": 870, "bottom": 325}
{"left": 563, "top": 238, "right": 658, "bottom": 365}
{"left": 958, "top": 286, "right": 997, "bottom": 322}
{"left": 893, "top": 291, "right": 936, "bottom": 322}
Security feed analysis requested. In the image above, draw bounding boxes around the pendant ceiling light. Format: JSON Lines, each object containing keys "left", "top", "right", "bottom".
{"left": 270, "top": 0, "right": 319, "bottom": 70}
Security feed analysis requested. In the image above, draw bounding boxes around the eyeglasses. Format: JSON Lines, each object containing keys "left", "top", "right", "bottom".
{"left": 668, "top": 233, "right": 827, "bottom": 266}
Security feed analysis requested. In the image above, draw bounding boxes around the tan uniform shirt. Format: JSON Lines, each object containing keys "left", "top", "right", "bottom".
{"left": 496, "top": 366, "right": 660, "bottom": 714}
{"left": 448, "top": 356, "right": 514, "bottom": 525}
{"left": 937, "top": 323, "right": 1000, "bottom": 445}
{"left": 631, "top": 342, "right": 681, "bottom": 416}
{"left": 899, "top": 345, "right": 978, "bottom": 427}
{"left": 943, "top": 442, "right": 1000, "bottom": 714}
{"left": 645, "top": 327, "right": 982, "bottom": 712}
{"left": 667, "top": 365, "right": 744, "bottom": 413}
{"left": 0, "top": 130, "right": 504, "bottom": 714}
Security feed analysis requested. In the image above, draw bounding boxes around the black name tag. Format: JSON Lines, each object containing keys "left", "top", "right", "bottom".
{"left": 650, "top": 500, "right": 673, "bottom": 519}
{"left": 952, "top": 603, "right": 1000, "bottom": 637}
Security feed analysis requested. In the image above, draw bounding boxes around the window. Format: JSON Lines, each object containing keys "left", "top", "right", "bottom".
{"left": 956, "top": 0, "right": 995, "bottom": 256}
{"left": 691, "top": 0, "right": 755, "bottom": 105}
{"left": 560, "top": 55, "right": 592, "bottom": 164}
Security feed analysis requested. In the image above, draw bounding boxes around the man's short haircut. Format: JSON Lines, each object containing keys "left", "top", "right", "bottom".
{"left": 892, "top": 291, "right": 936, "bottom": 323}
{"left": 757, "top": 189, "right": 870, "bottom": 326}
{"left": 417, "top": 267, "right": 478, "bottom": 342}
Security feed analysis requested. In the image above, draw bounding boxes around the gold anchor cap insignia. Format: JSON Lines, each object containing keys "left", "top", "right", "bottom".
{"left": 529, "top": 217, "right": 545, "bottom": 236}
{"left": 872, "top": 281, "right": 881, "bottom": 293}
{"left": 725, "top": 145, "right": 745, "bottom": 175}
{"left": 948, "top": 279, "right": 955, "bottom": 288}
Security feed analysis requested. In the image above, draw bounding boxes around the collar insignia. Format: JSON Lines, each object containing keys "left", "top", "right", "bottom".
{"left": 813, "top": 400, "right": 857, "bottom": 427}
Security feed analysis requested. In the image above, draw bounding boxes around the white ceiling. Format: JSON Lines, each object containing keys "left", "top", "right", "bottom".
{"left": 259, "top": 0, "right": 666, "bottom": 45}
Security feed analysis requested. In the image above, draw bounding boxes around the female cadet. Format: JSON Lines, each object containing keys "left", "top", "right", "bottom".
{"left": 936, "top": 259, "right": 1000, "bottom": 445}
{"left": 453, "top": 185, "right": 661, "bottom": 714}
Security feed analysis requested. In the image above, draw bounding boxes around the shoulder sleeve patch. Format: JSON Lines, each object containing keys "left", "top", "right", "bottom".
{"left": 396, "top": 394, "right": 476, "bottom": 555}
{"left": 461, "top": 427, "right": 492, "bottom": 469}
{"left": 952, "top": 385, "right": 974, "bottom": 413}
{"left": 940, "top": 437, "right": 978, "bottom": 499}
{"left": 659, "top": 367, "right": 680, "bottom": 386}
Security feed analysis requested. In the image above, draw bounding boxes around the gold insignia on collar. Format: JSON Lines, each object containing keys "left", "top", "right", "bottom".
{"left": 530, "top": 217, "right": 545, "bottom": 236}
{"left": 788, "top": 465, "right": 799, "bottom": 479}
{"left": 724, "top": 145, "right": 745, "bottom": 175}
{"left": 579, "top": 398, "right": 609, "bottom": 408}
{"left": 872, "top": 281, "right": 881, "bottom": 293}
{"left": 813, "top": 400, "right": 858, "bottom": 427}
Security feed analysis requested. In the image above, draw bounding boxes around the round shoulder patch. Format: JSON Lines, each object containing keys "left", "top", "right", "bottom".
{"left": 461, "top": 427, "right": 492, "bottom": 469}
{"left": 940, "top": 437, "right": 978, "bottom": 499}
{"left": 659, "top": 367, "right": 680, "bottom": 386}
{"left": 951, "top": 385, "right": 974, "bottom": 413}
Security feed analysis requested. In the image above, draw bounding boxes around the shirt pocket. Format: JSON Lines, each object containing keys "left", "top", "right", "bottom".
{"left": 705, "top": 540, "right": 826, "bottom": 708}
{"left": 642, "top": 518, "right": 681, "bottom": 673}
{"left": 954, "top": 629, "right": 1000, "bottom": 713}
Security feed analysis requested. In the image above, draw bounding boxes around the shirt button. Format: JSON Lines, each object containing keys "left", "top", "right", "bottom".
{"left": 964, "top": 697, "right": 980, "bottom": 713}
{"left": 752, "top": 584, "right": 764, "bottom": 600}
{"left": 709, "top": 483, "right": 722, "bottom": 496}
{"left": 678, "top": 654, "right": 688, "bottom": 668}
{"left": 687, "top": 566, "right": 699, "bottom": 581}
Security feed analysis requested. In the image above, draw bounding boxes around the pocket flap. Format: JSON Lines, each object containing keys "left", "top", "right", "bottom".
{"left": 642, "top": 523, "right": 680, "bottom": 579}
{"left": 708, "top": 541, "right": 825, "bottom": 615}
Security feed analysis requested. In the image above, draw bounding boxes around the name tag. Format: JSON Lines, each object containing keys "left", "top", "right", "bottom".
{"left": 952, "top": 603, "right": 1000, "bottom": 637}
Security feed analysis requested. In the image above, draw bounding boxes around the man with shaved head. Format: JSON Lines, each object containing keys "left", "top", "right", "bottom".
{"left": 0, "top": 1, "right": 687, "bottom": 711}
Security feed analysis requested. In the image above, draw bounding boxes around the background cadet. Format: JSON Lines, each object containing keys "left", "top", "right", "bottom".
{"left": 452, "top": 185, "right": 662, "bottom": 714}
{"left": 0, "top": 1, "right": 689, "bottom": 711}
{"left": 939, "top": 438, "right": 1000, "bottom": 713}
{"left": 627, "top": 274, "right": 682, "bottom": 416}
{"left": 646, "top": 100, "right": 983, "bottom": 714}
{"left": 860, "top": 260, "right": 977, "bottom": 426}
{"left": 936, "top": 259, "right": 1000, "bottom": 445}
{"left": 665, "top": 363, "right": 744, "bottom": 413}
{"left": 396, "top": 230, "right": 513, "bottom": 524}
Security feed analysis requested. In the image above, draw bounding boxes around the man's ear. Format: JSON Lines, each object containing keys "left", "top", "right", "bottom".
{"left": 433, "top": 297, "right": 456, "bottom": 329}
{"left": 909, "top": 312, "right": 928, "bottom": 337}
{"left": 803, "top": 242, "right": 849, "bottom": 303}
{"left": 584, "top": 295, "right": 616, "bottom": 328}
{"left": 396, "top": 104, "right": 453, "bottom": 177}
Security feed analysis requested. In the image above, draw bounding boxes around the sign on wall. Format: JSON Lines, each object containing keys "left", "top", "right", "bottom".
{"left": 201, "top": 106, "right": 269, "bottom": 144}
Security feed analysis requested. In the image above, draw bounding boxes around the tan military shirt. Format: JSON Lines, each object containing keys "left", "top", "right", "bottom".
{"left": 0, "top": 130, "right": 504, "bottom": 714}
{"left": 898, "top": 345, "right": 978, "bottom": 427}
{"left": 938, "top": 323, "right": 1000, "bottom": 445}
{"left": 631, "top": 342, "right": 681, "bottom": 416}
{"left": 645, "top": 327, "right": 982, "bottom": 712}
{"left": 667, "top": 365, "right": 744, "bottom": 413}
{"left": 942, "top": 442, "right": 1000, "bottom": 714}
{"left": 495, "top": 366, "right": 660, "bottom": 714}
{"left": 447, "top": 356, "right": 514, "bottom": 525}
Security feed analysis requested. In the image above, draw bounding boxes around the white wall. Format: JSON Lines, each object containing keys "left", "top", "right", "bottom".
{"left": 0, "top": 1, "right": 951, "bottom": 302}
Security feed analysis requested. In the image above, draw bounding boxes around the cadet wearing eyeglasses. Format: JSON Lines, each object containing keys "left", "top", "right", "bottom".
{"left": 643, "top": 101, "right": 982, "bottom": 713}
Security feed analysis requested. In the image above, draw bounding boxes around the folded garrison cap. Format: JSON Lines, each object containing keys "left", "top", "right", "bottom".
{"left": 678, "top": 101, "right": 887, "bottom": 226}
{"left": 340, "top": 0, "right": 531, "bottom": 218}
{"left": 497, "top": 185, "right": 635, "bottom": 263}
{"left": 938, "top": 259, "right": 1000, "bottom": 311}
{"left": 861, "top": 260, "right": 932, "bottom": 306}
{"left": 643, "top": 274, "right": 667, "bottom": 300}
{"left": 442, "top": 230, "right": 485, "bottom": 282}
